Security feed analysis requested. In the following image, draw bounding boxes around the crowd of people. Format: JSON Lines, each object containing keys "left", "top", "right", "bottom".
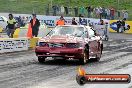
{"left": 14, "top": 16, "right": 31, "bottom": 27}
{"left": 45, "top": 5, "right": 129, "bottom": 20}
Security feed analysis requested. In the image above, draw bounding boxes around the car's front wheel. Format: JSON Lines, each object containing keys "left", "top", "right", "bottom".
{"left": 79, "top": 51, "right": 88, "bottom": 65}
{"left": 38, "top": 57, "right": 46, "bottom": 63}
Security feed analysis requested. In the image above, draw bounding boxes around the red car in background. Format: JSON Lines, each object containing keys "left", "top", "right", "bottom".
{"left": 35, "top": 25, "right": 103, "bottom": 64}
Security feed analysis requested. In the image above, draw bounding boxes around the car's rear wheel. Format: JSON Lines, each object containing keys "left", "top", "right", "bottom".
{"left": 94, "top": 46, "right": 102, "bottom": 62}
{"left": 38, "top": 57, "right": 46, "bottom": 63}
{"left": 94, "top": 53, "right": 101, "bottom": 62}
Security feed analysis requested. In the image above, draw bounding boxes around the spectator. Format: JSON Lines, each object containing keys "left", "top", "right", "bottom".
{"left": 79, "top": 14, "right": 87, "bottom": 25}
{"left": 102, "top": 7, "right": 107, "bottom": 19}
{"left": 60, "top": 5, "right": 65, "bottom": 15}
{"left": 81, "top": 18, "right": 87, "bottom": 25}
{"left": 17, "top": 16, "right": 22, "bottom": 27}
{"left": 106, "top": 8, "right": 110, "bottom": 19}
{"left": 99, "top": 19, "right": 105, "bottom": 25}
{"left": 22, "top": 16, "right": 26, "bottom": 27}
{"left": 123, "top": 11, "right": 128, "bottom": 20}
{"left": 86, "top": 6, "right": 91, "bottom": 18}
{"left": 71, "top": 18, "right": 77, "bottom": 25}
{"left": 94, "top": 7, "right": 100, "bottom": 18}
{"left": 79, "top": 6, "right": 85, "bottom": 17}
{"left": 122, "top": 19, "right": 126, "bottom": 31}
{"left": 64, "top": 6, "right": 68, "bottom": 16}
{"left": 29, "top": 14, "right": 40, "bottom": 37}
{"left": 74, "top": 6, "right": 78, "bottom": 17}
{"left": 52, "top": 5, "right": 57, "bottom": 16}
{"left": 79, "top": 14, "right": 83, "bottom": 25}
{"left": 110, "top": 7, "right": 115, "bottom": 20}
{"left": 56, "top": 16, "right": 65, "bottom": 26}
{"left": 116, "top": 20, "right": 122, "bottom": 33}
{"left": 26, "top": 17, "right": 29, "bottom": 24}
{"left": 99, "top": 7, "right": 103, "bottom": 20}
{"left": 7, "top": 14, "right": 16, "bottom": 38}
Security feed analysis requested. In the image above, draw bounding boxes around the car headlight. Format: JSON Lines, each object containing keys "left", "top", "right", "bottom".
{"left": 66, "top": 43, "right": 83, "bottom": 48}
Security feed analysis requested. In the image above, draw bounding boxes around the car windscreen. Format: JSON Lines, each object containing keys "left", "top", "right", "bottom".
{"left": 47, "top": 26, "right": 84, "bottom": 37}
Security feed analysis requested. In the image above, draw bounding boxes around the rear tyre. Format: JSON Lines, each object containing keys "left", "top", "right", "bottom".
{"left": 94, "top": 47, "right": 102, "bottom": 62}
{"left": 38, "top": 57, "right": 46, "bottom": 63}
{"left": 94, "top": 54, "right": 101, "bottom": 62}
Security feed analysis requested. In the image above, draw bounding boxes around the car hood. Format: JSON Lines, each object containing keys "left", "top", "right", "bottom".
{"left": 39, "top": 35, "right": 84, "bottom": 43}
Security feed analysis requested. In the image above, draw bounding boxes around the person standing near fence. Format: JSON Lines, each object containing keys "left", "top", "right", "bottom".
{"left": 64, "top": 6, "right": 69, "bottom": 16}
{"left": 122, "top": 19, "right": 126, "bottom": 31}
{"left": 52, "top": 5, "right": 57, "bottom": 16}
{"left": 110, "top": 7, "right": 115, "bottom": 20}
{"left": 60, "top": 5, "right": 65, "bottom": 15}
{"left": 86, "top": 6, "right": 91, "bottom": 18}
{"left": 99, "top": 19, "right": 105, "bottom": 25}
{"left": 71, "top": 18, "right": 77, "bottom": 25}
{"left": 56, "top": 16, "right": 65, "bottom": 26}
{"left": 106, "top": 8, "right": 110, "bottom": 19}
{"left": 79, "top": 7, "right": 85, "bottom": 17}
{"left": 7, "top": 14, "right": 16, "bottom": 38}
{"left": 116, "top": 20, "right": 122, "bottom": 33}
{"left": 74, "top": 6, "right": 78, "bottom": 17}
{"left": 123, "top": 11, "right": 128, "bottom": 20}
{"left": 27, "top": 14, "right": 40, "bottom": 37}
{"left": 99, "top": 7, "right": 103, "bottom": 20}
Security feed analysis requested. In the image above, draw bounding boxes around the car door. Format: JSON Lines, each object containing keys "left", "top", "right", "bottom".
{"left": 88, "top": 28, "right": 98, "bottom": 56}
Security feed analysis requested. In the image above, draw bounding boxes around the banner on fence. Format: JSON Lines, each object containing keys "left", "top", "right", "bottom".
{"left": 0, "top": 38, "right": 28, "bottom": 53}
{"left": 109, "top": 20, "right": 132, "bottom": 33}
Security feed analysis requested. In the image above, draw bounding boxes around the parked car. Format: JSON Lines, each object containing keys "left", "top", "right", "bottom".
{"left": 35, "top": 25, "right": 103, "bottom": 64}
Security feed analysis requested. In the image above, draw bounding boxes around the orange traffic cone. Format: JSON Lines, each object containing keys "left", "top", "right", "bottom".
{"left": 27, "top": 23, "right": 32, "bottom": 38}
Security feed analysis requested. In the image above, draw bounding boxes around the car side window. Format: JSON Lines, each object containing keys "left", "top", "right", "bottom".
{"left": 88, "top": 28, "right": 95, "bottom": 38}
